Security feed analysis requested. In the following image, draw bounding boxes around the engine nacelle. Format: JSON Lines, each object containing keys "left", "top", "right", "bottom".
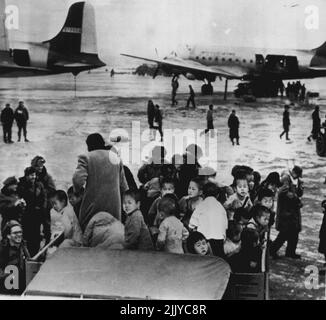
{"left": 185, "top": 73, "right": 196, "bottom": 80}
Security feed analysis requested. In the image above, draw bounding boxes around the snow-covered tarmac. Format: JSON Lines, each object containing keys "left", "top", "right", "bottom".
{"left": 0, "top": 70, "right": 325, "bottom": 299}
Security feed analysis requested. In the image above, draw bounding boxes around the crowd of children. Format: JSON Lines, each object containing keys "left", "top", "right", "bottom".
{"left": 3, "top": 142, "right": 326, "bottom": 285}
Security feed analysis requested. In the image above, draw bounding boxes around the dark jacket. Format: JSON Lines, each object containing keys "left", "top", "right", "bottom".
{"left": 312, "top": 110, "right": 321, "bottom": 136}
{"left": 228, "top": 114, "right": 240, "bottom": 139}
{"left": 319, "top": 212, "right": 326, "bottom": 254}
{"left": 276, "top": 180, "right": 302, "bottom": 233}
{"left": 123, "top": 165, "right": 138, "bottom": 191}
{"left": 36, "top": 168, "right": 56, "bottom": 195}
{"left": 154, "top": 109, "right": 163, "bottom": 125}
{"left": 283, "top": 110, "right": 290, "bottom": 128}
{"left": 0, "top": 239, "right": 30, "bottom": 294}
{"left": 147, "top": 103, "right": 155, "bottom": 127}
{"left": 14, "top": 106, "right": 29, "bottom": 124}
{"left": 0, "top": 187, "right": 23, "bottom": 229}
{"left": 17, "top": 177, "right": 50, "bottom": 242}
{"left": 1, "top": 107, "right": 14, "bottom": 125}
{"left": 137, "top": 160, "right": 176, "bottom": 185}
{"left": 124, "top": 209, "right": 154, "bottom": 251}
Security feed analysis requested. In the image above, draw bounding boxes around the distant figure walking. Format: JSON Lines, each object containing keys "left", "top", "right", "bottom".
{"left": 280, "top": 105, "right": 291, "bottom": 141}
{"left": 1, "top": 103, "right": 14, "bottom": 144}
{"left": 153, "top": 104, "right": 163, "bottom": 142}
{"left": 171, "top": 75, "right": 179, "bottom": 106}
{"left": 202, "top": 104, "right": 215, "bottom": 138}
{"left": 14, "top": 101, "right": 29, "bottom": 142}
{"left": 147, "top": 100, "right": 156, "bottom": 140}
{"left": 228, "top": 110, "right": 240, "bottom": 145}
{"left": 110, "top": 69, "right": 115, "bottom": 77}
{"left": 186, "top": 85, "right": 196, "bottom": 108}
{"left": 300, "top": 84, "right": 306, "bottom": 102}
{"left": 307, "top": 105, "right": 321, "bottom": 141}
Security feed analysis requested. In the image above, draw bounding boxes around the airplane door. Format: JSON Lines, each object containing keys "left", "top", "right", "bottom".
{"left": 255, "top": 54, "right": 265, "bottom": 71}
{"left": 284, "top": 56, "right": 299, "bottom": 73}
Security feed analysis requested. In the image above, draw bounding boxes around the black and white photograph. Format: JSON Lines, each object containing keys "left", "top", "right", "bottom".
{"left": 0, "top": 0, "right": 325, "bottom": 303}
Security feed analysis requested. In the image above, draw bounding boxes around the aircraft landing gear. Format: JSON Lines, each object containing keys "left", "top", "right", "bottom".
{"left": 201, "top": 82, "right": 213, "bottom": 95}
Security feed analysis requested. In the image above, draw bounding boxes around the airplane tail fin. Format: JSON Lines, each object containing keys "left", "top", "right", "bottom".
{"left": 314, "top": 42, "right": 326, "bottom": 57}
{"left": 44, "top": 1, "right": 105, "bottom": 72}
{"left": 45, "top": 1, "right": 101, "bottom": 55}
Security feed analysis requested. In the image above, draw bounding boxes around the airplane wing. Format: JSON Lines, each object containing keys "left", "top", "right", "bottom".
{"left": 121, "top": 53, "right": 244, "bottom": 80}
{"left": 309, "top": 67, "right": 326, "bottom": 71}
{"left": 0, "top": 63, "right": 48, "bottom": 72}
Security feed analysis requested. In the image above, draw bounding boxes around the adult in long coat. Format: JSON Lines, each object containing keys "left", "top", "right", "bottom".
{"left": 73, "top": 134, "right": 128, "bottom": 231}
{"left": 307, "top": 105, "right": 321, "bottom": 141}
{"left": 271, "top": 173, "right": 302, "bottom": 259}
{"left": 228, "top": 110, "right": 240, "bottom": 145}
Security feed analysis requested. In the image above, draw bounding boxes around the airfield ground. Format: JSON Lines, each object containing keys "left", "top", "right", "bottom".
{"left": 0, "top": 72, "right": 325, "bottom": 299}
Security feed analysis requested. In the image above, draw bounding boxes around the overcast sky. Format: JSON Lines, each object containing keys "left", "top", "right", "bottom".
{"left": 5, "top": 0, "right": 326, "bottom": 65}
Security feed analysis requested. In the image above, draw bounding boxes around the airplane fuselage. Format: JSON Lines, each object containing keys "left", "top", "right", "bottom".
{"left": 177, "top": 45, "right": 326, "bottom": 82}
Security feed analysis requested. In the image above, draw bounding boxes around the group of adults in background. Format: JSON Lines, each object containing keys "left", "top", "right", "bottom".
{"left": 1, "top": 101, "right": 30, "bottom": 144}
{"left": 286, "top": 81, "right": 306, "bottom": 102}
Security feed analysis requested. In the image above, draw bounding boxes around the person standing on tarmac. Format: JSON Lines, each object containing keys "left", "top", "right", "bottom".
{"left": 14, "top": 101, "right": 29, "bottom": 142}
{"left": 280, "top": 105, "right": 291, "bottom": 141}
{"left": 202, "top": 104, "right": 215, "bottom": 138}
{"left": 171, "top": 75, "right": 179, "bottom": 106}
{"left": 307, "top": 105, "right": 321, "bottom": 142}
{"left": 186, "top": 85, "right": 196, "bottom": 108}
{"left": 1, "top": 104, "right": 14, "bottom": 144}
{"left": 153, "top": 104, "right": 163, "bottom": 142}
{"left": 147, "top": 100, "right": 156, "bottom": 141}
{"left": 228, "top": 110, "right": 240, "bottom": 146}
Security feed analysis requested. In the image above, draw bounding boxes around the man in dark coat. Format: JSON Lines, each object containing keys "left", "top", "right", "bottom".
{"left": 271, "top": 171, "right": 303, "bottom": 259}
{"left": 228, "top": 110, "right": 240, "bottom": 145}
{"left": 14, "top": 101, "right": 29, "bottom": 142}
{"left": 0, "top": 177, "right": 26, "bottom": 231}
{"left": 171, "top": 75, "right": 179, "bottom": 106}
{"left": 30, "top": 156, "right": 55, "bottom": 246}
{"left": 202, "top": 105, "right": 215, "bottom": 137}
{"left": 307, "top": 105, "right": 321, "bottom": 141}
{"left": 1, "top": 104, "right": 14, "bottom": 144}
{"left": 17, "top": 167, "right": 49, "bottom": 257}
{"left": 147, "top": 100, "right": 156, "bottom": 140}
{"left": 186, "top": 85, "right": 196, "bottom": 108}
{"left": 153, "top": 105, "right": 163, "bottom": 142}
{"left": 73, "top": 133, "right": 128, "bottom": 231}
{"left": 280, "top": 105, "right": 291, "bottom": 141}
{"left": 0, "top": 221, "right": 30, "bottom": 294}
